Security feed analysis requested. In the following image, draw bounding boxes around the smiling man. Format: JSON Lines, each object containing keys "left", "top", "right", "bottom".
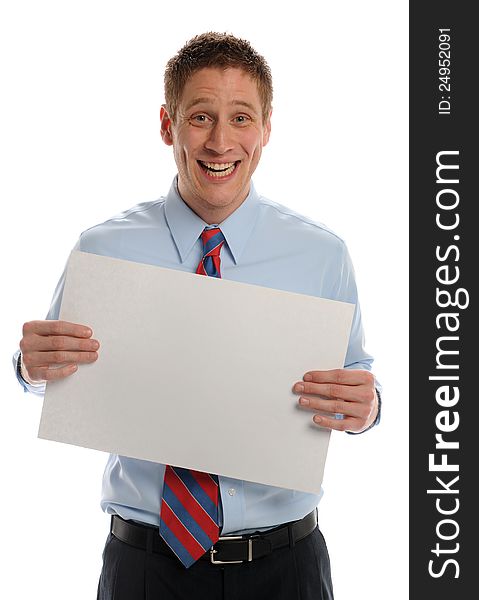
{"left": 162, "top": 66, "right": 271, "bottom": 224}
{"left": 14, "top": 33, "right": 380, "bottom": 600}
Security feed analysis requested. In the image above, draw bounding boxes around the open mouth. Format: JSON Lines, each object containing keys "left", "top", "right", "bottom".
{"left": 198, "top": 160, "right": 239, "bottom": 178}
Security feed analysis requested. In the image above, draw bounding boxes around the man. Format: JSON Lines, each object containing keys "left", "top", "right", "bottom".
{"left": 15, "top": 32, "right": 380, "bottom": 599}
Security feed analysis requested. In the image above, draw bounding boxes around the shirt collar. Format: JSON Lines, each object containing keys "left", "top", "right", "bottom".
{"left": 164, "top": 176, "right": 260, "bottom": 265}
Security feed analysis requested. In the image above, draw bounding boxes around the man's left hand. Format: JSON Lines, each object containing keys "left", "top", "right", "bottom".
{"left": 293, "top": 369, "right": 378, "bottom": 433}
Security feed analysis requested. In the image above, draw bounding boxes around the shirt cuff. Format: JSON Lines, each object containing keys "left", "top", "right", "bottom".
{"left": 13, "top": 350, "right": 46, "bottom": 395}
{"left": 346, "top": 387, "right": 382, "bottom": 435}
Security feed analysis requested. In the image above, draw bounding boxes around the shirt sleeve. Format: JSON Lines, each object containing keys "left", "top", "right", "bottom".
{"left": 12, "top": 239, "right": 81, "bottom": 395}
{"left": 334, "top": 240, "right": 382, "bottom": 432}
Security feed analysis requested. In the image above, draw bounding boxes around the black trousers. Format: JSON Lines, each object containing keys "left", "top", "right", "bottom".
{"left": 97, "top": 526, "right": 334, "bottom": 600}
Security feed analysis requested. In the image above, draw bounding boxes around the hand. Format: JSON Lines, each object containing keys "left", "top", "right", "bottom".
{"left": 19, "top": 320, "right": 99, "bottom": 382}
{"left": 293, "top": 369, "right": 378, "bottom": 433}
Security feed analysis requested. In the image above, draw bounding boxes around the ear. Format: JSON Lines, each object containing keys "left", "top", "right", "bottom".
{"left": 160, "top": 104, "right": 174, "bottom": 146}
{"left": 262, "top": 108, "right": 272, "bottom": 147}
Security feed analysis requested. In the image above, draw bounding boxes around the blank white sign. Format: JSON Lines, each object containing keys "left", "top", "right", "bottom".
{"left": 39, "top": 251, "right": 354, "bottom": 493}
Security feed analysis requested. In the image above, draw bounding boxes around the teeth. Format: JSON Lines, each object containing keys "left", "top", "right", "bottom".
{"left": 199, "top": 161, "right": 237, "bottom": 178}
{"left": 201, "top": 161, "right": 235, "bottom": 170}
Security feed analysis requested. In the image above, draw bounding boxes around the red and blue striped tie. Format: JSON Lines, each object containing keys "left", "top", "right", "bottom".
{"left": 195, "top": 227, "right": 225, "bottom": 278}
{"left": 159, "top": 227, "right": 225, "bottom": 567}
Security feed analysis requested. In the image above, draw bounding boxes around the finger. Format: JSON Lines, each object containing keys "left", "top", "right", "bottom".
{"left": 312, "top": 413, "right": 358, "bottom": 432}
{"left": 22, "top": 320, "right": 93, "bottom": 339}
{"left": 21, "top": 333, "right": 100, "bottom": 353}
{"left": 32, "top": 364, "right": 79, "bottom": 381}
{"left": 21, "top": 333, "right": 99, "bottom": 354}
{"left": 298, "top": 396, "right": 369, "bottom": 420}
{"left": 23, "top": 349, "right": 99, "bottom": 368}
{"left": 293, "top": 381, "right": 361, "bottom": 402}
{"left": 302, "top": 369, "right": 374, "bottom": 386}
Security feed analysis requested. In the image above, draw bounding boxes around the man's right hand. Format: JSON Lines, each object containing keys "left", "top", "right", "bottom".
{"left": 19, "top": 320, "right": 100, "bottom": 383}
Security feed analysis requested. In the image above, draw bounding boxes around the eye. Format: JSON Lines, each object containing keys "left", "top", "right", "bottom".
{"left": 233, "top": 114, "right": 250, "bottom": 125}
{"left": 189, "top": 113, "right": 212, "bottom": 126}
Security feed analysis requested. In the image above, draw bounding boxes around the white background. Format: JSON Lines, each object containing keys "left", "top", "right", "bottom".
{"left": 0, "top": 1, "right": 408, "bottom": 598}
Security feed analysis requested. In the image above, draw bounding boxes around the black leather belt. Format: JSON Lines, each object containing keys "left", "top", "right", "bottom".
{"left": 111, "top": 509, "right": 317, "bottom": 565}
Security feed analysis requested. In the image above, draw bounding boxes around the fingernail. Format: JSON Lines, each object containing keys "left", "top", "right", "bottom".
{"left": 91, "top": 340, "right": 99, "bottom": 350}
{"left": 295, "top": 383, "right": 304, "bottom": 393}
{"left": 299, "top": 397, "right": 309, "bottom": 406}
{"left": 313, "top": 415, "right": 322, "bottom": 424}
{"left": 304, "top": 373, "right": 313, "bottom": 382}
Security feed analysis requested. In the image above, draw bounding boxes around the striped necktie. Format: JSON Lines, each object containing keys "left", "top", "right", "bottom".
{"left": 195, "top": 227, "right": 225, "bottom": 277}
{"left": 159, "top": 227, "right": 225, "bottom": 568}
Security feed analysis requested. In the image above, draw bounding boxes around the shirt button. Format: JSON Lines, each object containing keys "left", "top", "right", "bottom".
{"left": 228, "top": 488, "right": 236, "bottom": 496}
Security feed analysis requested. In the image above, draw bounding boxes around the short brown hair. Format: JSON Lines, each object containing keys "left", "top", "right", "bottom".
{"left": 164, "top": 32, "right": 273, "bottom": 122}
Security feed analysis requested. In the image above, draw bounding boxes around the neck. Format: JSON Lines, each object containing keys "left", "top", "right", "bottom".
{"left": 187, "top": 204, "right": 236, "bottom": 225}
{"left": 177, "top": 180, "right": 250, "bottom": 224}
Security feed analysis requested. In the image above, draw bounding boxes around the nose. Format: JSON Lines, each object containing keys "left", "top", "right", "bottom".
{"left": 204, "top": 121, "right": 234, "bottom": 155}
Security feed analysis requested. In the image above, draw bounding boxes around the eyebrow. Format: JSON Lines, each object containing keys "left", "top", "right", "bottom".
{"left": 184, "top": 97, "right": 259, "bottom": 114}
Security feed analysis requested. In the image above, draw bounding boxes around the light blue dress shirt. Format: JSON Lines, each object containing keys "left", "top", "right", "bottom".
{"left": 14, "top": 177, "right": 376, "bottom": 535}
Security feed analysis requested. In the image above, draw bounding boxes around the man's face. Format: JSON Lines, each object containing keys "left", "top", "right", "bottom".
{"left": 161, "top": 67, "right": 271, "bottom": 223}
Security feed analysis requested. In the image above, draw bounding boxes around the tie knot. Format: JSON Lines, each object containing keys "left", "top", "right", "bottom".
{"left": 196, "top": 227, "right": 225, "bottom": 278}
{"left": 200, "top": 227, "right": 225, "bottom": 258}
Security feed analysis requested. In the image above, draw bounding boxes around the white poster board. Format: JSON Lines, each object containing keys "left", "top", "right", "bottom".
{"left": 39, "top": 251, "right": 354, "bottom": 493}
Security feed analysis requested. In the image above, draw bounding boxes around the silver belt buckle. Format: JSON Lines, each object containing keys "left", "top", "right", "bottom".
{"left": 210, "top": 536, "right": 253, "bottom": 564}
